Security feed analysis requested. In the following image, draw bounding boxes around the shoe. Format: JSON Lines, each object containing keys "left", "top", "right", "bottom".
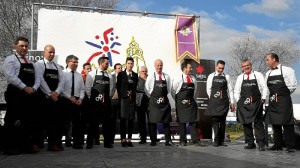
{"left": 94, "top": 140, "right": 101, "bottom": 145}
{"left": 150, "top": 141, "right": 156, "bottom": 146}
{"left": 121, "top": 140, "right": 127, "bottom": 147}
{"left": 193, "top": 141, "right": 206, "bottom": 147}
{"left": 139, "top": 140, "right": 147, "bottom": 144}
{"left": 219, "top": 142, "right": 227, "bottom": 147}
{"left": 104, "top": 144, "right": 114, "bottom": 148}
{"left": 86, "top": 144, "right": 93, "bottom": 149}
{"left": 165, "top": 141, "right": 174, "bottom": 146}
{"left": 286, "top": 148, "right": 295, "bottom": 153}
{"left": 48, "top": 145, "right": 63, "bottom": 152}
{"left": 258, "top": 145, "right": 265, "bottom": 151}
{"left": 212, "top": 142, "right": 219, "bottom": 147}
{"left": 244, "top": 144, "right": 256, "bottom": 149}
{"left": 179, "top": 141, "right": 187, "bottom": 146}
{"left": 127, "top": 141, "right": 134, "bottom": 147}
{"left": 65, "top": 141, "right": 72, "bottom": 147}
{"left": 73, "top": 144, "right": 83, "bottom": 149}
{"left": 30, "top": 144, "right": 40, "bottom": 153}
{"left": 266, "top": 145, "right": 283, "bottom": 151}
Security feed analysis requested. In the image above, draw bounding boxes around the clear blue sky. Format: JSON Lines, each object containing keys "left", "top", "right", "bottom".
{"left": 118, "top": 0, "right": 300, "bottom": 103}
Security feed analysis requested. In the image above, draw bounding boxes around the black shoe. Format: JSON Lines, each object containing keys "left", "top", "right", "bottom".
{"left": 127, "top": 141, "right": 134, "bottom": 147}
{"left": 121, "top": 141, "right": 127, "bottom": 147}
{"left": 179, "top": 141, "right": 187, "bottom": 146}
{"left": 244, "top": 144, "right": 256, "bottom": 149}
{"left": 86, "top": 144, "right": 93, "bottom": 149}
{"left": 266, "top": 145, "right": 283, "bottom": 151}
{"left": 139, "top": 140, "right": 147, "bottom": 144}
{"left": 150, "top": 141, "right": 156, "bottom": 146}
{"left": 73, "top": 144, "right": 83, "bottom": 149}
{"left": 219, "top": 142, "right": 227, "bottom": 147}
{"left": 104, "top": 144, "right": 114, "bottom": 148}
{"left": 212, "top": 142, "right": 219, "bottom": 147}
{"left": 165, "top": 141, "right": 174, "bottom": 146}
{"left": 65, "top": 141, "right": 72, "bottom": 147}
{"left": 258, "top": 146, "right": 265, "bottom": 151}
{"left": 193, "top": 141, "right": 206, "bottom": 147}
{"left": 285, "top": 148, "right": 295, "bottom": 153}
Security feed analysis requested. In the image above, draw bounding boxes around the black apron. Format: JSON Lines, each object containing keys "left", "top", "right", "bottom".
{"left": 175, "top": 75, "right": 198, "bottom": 123}
{"left": 4, "top": 55, "right": 36, "bottom": 122}
{"left": 90, "top": 70, "right": 111, "bottom": 121}
{"left": 237, "top": 73, "right": 262, "bottom": 124}
{"left": 267, "top": 66, "right": 294, "bottom": 125}
{"left": 205, "top": 74, "right": 229, "bottom": 116}
{"left": 120, "top": 73, "right": 136, "bottom": 119}
{"left": 148, "top": 73, "right": 171, "bottom": 123}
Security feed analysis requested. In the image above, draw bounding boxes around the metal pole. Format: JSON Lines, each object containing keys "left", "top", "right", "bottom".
{"left": 31, "top": 3, "right": 34, "bottom": 50}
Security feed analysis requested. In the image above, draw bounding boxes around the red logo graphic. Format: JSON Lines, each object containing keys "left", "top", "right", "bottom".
{"left": 196, "top": 65, "right": 204, "bottom": 74}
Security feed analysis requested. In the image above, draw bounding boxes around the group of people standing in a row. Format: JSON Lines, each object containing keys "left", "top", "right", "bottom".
{"left": 1, "top": 36, "right": 297, "bottom": 155}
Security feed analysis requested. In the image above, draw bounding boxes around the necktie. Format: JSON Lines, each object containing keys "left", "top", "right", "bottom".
{"left": 102, "top": 71, "right": 105, "bottom": 76}
{"left": 247, "top": 73, "right": 250, "bottom": 80}
{"left": 71, "top": 71, "right": 75, "bottom": 96}
{"left": 186, "top": 75, "right": 191, "bottom": 84}
{"left": 159, "top": 74, "right": 162, "bottom": 80}
{"left": 21, "top": 55, "right": 28, "bottom": 63}
{"left": 271, "top": 67, "right": 278, "bottom": 70}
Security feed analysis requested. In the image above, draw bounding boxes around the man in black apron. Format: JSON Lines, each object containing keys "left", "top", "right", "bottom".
{"left": 265, "top": 53, "right": 297, "bottom": 153}
{"left": 117, "top": 57, "right": 138, "bottom": 147}
{"left": 234, "top": 59, "right": 267, "bottom": 151}
{"left": 85, "top": 57, "right": 113, "bottom": 149}
{"left": 36, "top": 45, "right": 65, "bottom": 152}
{"left": 145, "top": 59, "right": 173, "bottom": 146}
{"left": 2, "top": 37, "right": 40, "bottom": 155}
{"left": 171, "top": 61, "right": 200, "bottom": 146}
{"left": 205, "top": 60, "right": 235, "bottom": 147}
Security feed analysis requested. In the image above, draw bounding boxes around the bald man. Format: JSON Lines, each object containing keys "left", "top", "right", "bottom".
{"left": 35, "top": 45, "right": 65, "bottom": 152}
{"left": 145, "top": 59, "right": 173, "bottom": 146}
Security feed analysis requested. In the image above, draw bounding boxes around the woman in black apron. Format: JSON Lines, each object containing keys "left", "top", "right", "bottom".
{"left": 236, "top": 73, "right": 265, "bottom": 149}
{"left": 205, "top": 73, "right": 229, "bottom": 146}
{"left": 175, "top": 75, "right": 198, "bottom": 145}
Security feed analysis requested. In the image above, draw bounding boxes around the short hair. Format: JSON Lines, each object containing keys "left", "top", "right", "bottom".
{"left": 139, "top": 66, "right": 147, "bottom": 72}
{"left": 126, "top": 57, "right": 134, "bottom": 63}
{"left": 181, "top": 60, "right": 192, "bottom": 71}
{"left": 267, "top": 53, "right": 279, "bottom": 62}
{"left": 83, "top": 62, "right": 91, "bottom": 69}
{"left": 114, "top": 63, "right": 122, "bottom": 69}
{"left": 98, "top": 56, "right": 109, "bottom": 65}
{"left": 65, "top": 54, "right": 78, "bottom": 64}
{"left": 241, "top": 58, "right": 251, "bottom": 65}
{"left": 216, "top": 60, "right": 225, "bottom": 65}
{"left": 14, "top": 36, "right": 29, "bottom": 45}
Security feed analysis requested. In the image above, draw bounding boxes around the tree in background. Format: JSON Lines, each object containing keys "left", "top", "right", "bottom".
{"left": 0, "top": 0, "right": 121, "bottom": 102}
{"left": 227, "top": 35, "right": 300, "bottom": 78}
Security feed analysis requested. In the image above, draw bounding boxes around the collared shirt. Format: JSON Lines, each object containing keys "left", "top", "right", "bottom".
{"left": 171, "top": 72, "right": 197, "bottom": 99}
{"left": 206, "top": 71, "right": 234, "bottom": 103}
{"left": 85, "top": 68, "right": 112, "bottom": 98}
{"left": 144, "top": 71, "right": 171, "bottom": 97}
{"left": 2, "top": 53, "right": 40, "bottom": 90}
{"left": 265, "top": 64, "right": 297, "bottom": 94}
{"left": 62, "top": 68, "right": 85, "bottom": 99}
{"left": 35, "top": 58, "right": 65, "bottom": 96}
{"left": 234, "top": 70, "right": 267, "bottom": 102}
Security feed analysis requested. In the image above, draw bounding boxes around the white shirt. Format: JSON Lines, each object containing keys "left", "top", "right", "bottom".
{"left": 35, "top": 58, "right": 65, "bottom": 96}
{"left": 62, "top": 68, "right": 85, "bottom": 99}
{"left": 85, "top": 68, "right": 112, "bottom": 98}
{"left": 234, "top": 70, "right": 267, "bottom": 102}
{"left": 3, "top": 53, "right": 40, "bottom": 90}
{"left": 171, "top": 72, "right": 197, "bottom": 99}
{"left": 265, "top": 64, "right": 297, "bottom": 94}
{"left": 206, "top": 71, "right": 234, "bottom": 103}
{"left": 145, "top": 72, "right": 171, "bottom": 97}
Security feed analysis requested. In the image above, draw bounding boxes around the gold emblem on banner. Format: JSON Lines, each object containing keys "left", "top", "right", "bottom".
{"left": 126, "top": 36, "right": 146, "bottom": 72}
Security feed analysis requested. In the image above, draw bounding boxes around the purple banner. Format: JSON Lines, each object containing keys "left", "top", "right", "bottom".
{"left": 175, "top": 15, "right": 200, "bottom": 63}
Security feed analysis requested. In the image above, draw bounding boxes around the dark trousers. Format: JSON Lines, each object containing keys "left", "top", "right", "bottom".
{"left": 71, "top": 107, "right": 84, "bottom": 146}
{"left": 136, "top": 104, "right": 149, "bottom": 141}
{"left": 179, "top": 122, "right": 199, "bottom": 142}
{"left": 120, "top": 118, "right": 134, "bottom": 140}
{"left": 110, "top": 99, "right": 120, "bottom": 143}
{"left": 243, "top": 117, "right": 265, "bottom": 146}
{"left": 272, "top": 124, "right": 295, "bottom": 148}
{"left": 212, "top": 116, "right": 226, "bottom": 144}
{"left": 150, "top": 123, "right": 171, "bottom": 142}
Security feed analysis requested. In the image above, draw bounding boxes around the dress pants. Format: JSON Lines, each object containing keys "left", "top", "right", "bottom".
{"left": 136, "top": 103, "right": 149, "bottom": 141}
{"left": 179, "top": 122, "right": 199, "bottom": 142}
{"left": 110, "top": 99, "right": 120, "bottom": 143}
{"left": 120, "top": 118, "right": 134, "bottom": 140}
{"left": 212, "top": 116, "right": 226, "bottom": 144}
{"left": 272, "top": 124, "right": 295, "bottom": 148}
{"left": 243, "top": 117, "right": 265, "bottom": 146}
{"left": 150, "top": 123, "right": 171, "bottom": 142}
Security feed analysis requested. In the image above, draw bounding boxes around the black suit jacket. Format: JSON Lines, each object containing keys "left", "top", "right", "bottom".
{"left": 116, "top": 70, "right": 138, "bottom": 98}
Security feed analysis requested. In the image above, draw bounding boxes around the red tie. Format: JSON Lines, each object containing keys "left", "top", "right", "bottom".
{"left": 247, "top": 73, "right": 250, "bottom": 80}
{"left": 186, "top": 75, "right": 191, "bottom": 84}
{"left": 21, "top": 55, "right": 28, "bottom": 64}
{"left": 159, "top": 74, "right": 162, "bottom": 80}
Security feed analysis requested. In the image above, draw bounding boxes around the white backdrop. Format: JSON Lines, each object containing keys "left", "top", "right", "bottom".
{"left": 37, "top": 8, "right": 183, "bottom": 78}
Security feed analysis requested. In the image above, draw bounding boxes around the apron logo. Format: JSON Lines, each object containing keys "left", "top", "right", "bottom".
{"left": 157, "top": 97, "right": 165, "bottom": 104}
{"left": 95, "top": 94, "right": 104, "bottom": 102}
{"left": 270, "top": 94, "right": 277, "bottom": 102}
{"left": 182, "top": 99, "right": 191, "bottom": 105}
{"left": 46, "top": 74, "right": 58, "bottom": 79}
{"left": 244, "top": 98, "right": 251, "bottom": 104}
{"left": 214, "top": 91, "right": 220, "bottom": 98}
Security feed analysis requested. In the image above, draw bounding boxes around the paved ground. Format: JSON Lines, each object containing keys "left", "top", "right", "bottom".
{"left": 0, "top": 139, "right": 299, "bottom": 168}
